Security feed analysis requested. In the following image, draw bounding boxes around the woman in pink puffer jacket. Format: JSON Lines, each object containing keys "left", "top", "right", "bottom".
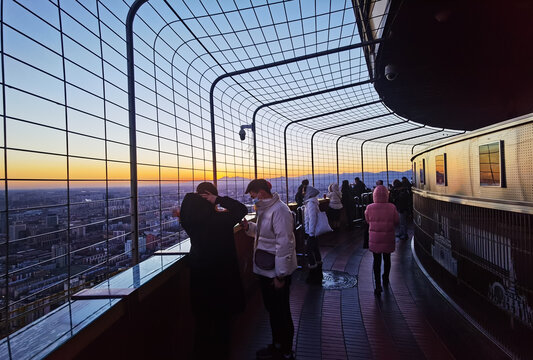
{"left": 364, "top": 185, "right": 399, "bottom": 296}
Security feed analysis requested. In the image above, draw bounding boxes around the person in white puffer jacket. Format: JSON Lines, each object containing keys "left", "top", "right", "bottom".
{"left": 242, "top": 179, "right": 297, "bottom": 360}
{"left": 303, "top": 186, "right": 323, "bottom": 284}
{"left": 327, "top": 183, "right": 343, "bottom": 230}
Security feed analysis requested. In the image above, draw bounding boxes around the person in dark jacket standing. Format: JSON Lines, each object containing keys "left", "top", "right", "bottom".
{"left": 179, "top": 182, "right": 248, "bottom": 360}
{"left": 295, "top": 179, "right": 309, "bottom": 207}
{"left": 390, "top": 179, "right": 410, "bottom": 240}
{"left": 351, "top": 177, "right": 367, "bottom": 198}
{"left": 341, "top": 180, "right": 355, "bottom": 229}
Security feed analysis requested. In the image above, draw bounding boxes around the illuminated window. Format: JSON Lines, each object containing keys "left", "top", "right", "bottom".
{"left": 435, "top": 154, "right": 447, "bottom": 186}
{"left": 420, "top": 159, "right": 425, "bottom": 185}
{"left": 479, "top": 141, "right": 504, "bottom": 187}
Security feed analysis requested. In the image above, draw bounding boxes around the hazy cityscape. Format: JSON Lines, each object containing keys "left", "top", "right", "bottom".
{"left": 0, "top": 170, "right": 410, "bottom": 337}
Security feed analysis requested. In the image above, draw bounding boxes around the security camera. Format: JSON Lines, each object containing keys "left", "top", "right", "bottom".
{"left": 239, "top": 128, "right": 246, "bottom": 141}
{"left": 384, "top": 64, "right": 398, "bottom": 81}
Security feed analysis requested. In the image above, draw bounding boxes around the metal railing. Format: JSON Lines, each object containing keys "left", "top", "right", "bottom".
{"left": 413, "top": 191, "right": 533, "bottom": 358}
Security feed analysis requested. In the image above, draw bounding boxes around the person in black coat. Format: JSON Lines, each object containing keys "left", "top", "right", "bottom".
{"left": 341, "top": 180, "right": 355, "bottom": 229}
{"left": 295, "top": 179, "right": 309, "bottom": 207}
{"left": 179, "top": 182, "right": 248, "bottom": 360}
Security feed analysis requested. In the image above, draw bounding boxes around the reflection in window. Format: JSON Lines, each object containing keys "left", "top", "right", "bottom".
{"left": 479, "top": 142, "right": 503, "bottom": 186}
{"left": 413, "top": 162, "right": 417, "bottom": 186}
{"left": 435, "top": 154, "right": 447, "bottom": 186}
{"left": 419, "top": 159, "right": 425, "bottom": 184}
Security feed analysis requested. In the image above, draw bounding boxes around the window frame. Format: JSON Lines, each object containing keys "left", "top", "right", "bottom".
{"left": 479, "top": 140, "right": 505, "bottom": 187}
{"left": 435, "top": 153, "right": 447, "bottom": 186}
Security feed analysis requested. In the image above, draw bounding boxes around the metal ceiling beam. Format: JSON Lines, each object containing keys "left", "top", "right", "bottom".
{"left": 334, "top": 120, "right": 407, "bottom": 184}
{"left": 209, "top": 38, "right": 384, "bottom": 184}
{"left": 250, "top": 79, "right": 374, "bottom": 179}
{"left": 384, "top": 129, "right": 445, "bottom": 185}
{"left": 359, "top": 125, "right": 426, "bottom": 183}
{"left": 308, "top": 112, "right": 394, "bottom": 185}
{"left": 282, "top": 99, "right": 383, "bottom": 202}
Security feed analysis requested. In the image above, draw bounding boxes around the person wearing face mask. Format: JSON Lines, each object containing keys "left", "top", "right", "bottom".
{"left": 179, "top": 182, "right": 248, "bottom": 360}
{"left": 241, "top": 179, "right": 297, "bottom": 360}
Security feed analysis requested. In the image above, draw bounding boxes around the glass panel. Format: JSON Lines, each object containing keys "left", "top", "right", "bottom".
{"left": 7, "top": 151, "right": 67, "bottom": 180}
{"left": 435, "top": 154, "right": 446, "bottom": 186}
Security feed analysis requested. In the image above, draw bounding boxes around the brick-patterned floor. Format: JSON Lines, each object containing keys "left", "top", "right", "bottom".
{"left": 231, "top": 227, "right": 507, "bottom": 360}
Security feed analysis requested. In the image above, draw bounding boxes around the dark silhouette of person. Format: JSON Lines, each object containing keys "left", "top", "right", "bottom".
{"left": 341, "top": 180, "right": 355, "bottom": 229}
{"left": 390, "top": 179, "right": 410, "bottom": 240}
{"left": 352, "top": 177, "right": 367, "bottom": 198}
{"left": 295, "top": 179, "right": 309, "bottom": 207}
{"left": 179, "top": 182, "right": 248, "bottom": 360}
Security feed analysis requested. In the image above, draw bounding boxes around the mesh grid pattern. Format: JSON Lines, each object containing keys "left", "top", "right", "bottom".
{"left": 0, "top": 0, "right": 465, "bottom": 338}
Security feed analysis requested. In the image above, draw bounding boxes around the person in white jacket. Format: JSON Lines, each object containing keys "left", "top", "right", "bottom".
{"left": 326, "top": 183, "right": 343, "bottom": 230}
{"left": 241, "top": 179, "right": 297, "bottom": 360}
{"left": 303, "top": 185, "right": 323, "bottom": 284}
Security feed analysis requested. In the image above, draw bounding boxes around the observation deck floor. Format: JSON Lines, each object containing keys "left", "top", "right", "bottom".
{"left": 230, "top": 227, "right": 508, "bottom": 360}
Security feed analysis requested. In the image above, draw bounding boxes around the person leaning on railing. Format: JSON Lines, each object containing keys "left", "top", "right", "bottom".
{"left": 241, "top": 179, "right": 297, "bottom": 360}
{"left": 179, "top": 182, "right": 248, "bottom": 360}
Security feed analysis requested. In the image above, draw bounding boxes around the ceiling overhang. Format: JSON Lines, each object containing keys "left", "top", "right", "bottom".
{"left": 358, "top": 0, "right": 533, "bottom": 130}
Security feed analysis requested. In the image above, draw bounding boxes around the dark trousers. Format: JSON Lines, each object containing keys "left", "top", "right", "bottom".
{"left": 372, "top": 252, "right": 391, "bottom": 289}
{"left": 305, "top": 235, "right": 321, "bottom": 267}
{"left": 259, "top": 275, "right": 294, "bottom": 354}
{"left": 192, "top": 311, "right": 231, "bottom": 360}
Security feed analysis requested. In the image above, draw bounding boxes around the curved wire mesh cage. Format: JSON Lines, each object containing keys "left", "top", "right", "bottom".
{"left": 0, "top": 0, "right": 465, "bottom": 337}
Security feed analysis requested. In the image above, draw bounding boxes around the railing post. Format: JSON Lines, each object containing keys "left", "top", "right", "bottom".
{"left": 126, "top": 0, "right": 148, "bottom": 265}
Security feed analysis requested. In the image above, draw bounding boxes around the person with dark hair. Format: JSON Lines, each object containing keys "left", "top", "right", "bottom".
{"left": 401, "top": 176, "right": 412, "bottom": 190}
{"left": 341, "top": 180, "right": 355, "bottom": 229}
{"left": 179, "top": 182, "right": 248, "bottom": 360}
{"left": 295, "top": 179, "right": 309, "bottom": 207}
{"left": 365, "top": 185, "right": 399, "bottom": 296}
{"left": 351, "top": 177, "right": 367, "bottom": 198}
{"left": 241, "top": 179, "right": 297, "bottom": 360}
{"left": 376, "top": 179, "right": 384, "bottom": 186}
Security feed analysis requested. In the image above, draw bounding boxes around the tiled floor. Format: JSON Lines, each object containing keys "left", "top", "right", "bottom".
{"left": 231, "top": 226, "right": 508, "bottom": 360}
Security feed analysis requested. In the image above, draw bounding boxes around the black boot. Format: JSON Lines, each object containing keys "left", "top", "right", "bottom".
{"left": 306, "top": 267, "right": 322, "bottom": 285}
{"left": 382, "top": 274, "right": 389, "bottom": 287}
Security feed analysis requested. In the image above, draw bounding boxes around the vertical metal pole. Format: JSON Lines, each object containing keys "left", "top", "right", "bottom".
{"left": 126, "top": 0, "right": 148, "bottom": 265}
{"left": 311, "top": 132, "right": 316, "bottom": 186}
{"left": 281, "top": 99, "right": 380, "bottom": 203}
{"left": 336, "top": 136, "right": 341, "bottom": 184}
{"left": 360, "top": 141, "right": 365, "bottom": 183}
{"left": 385, "top": 143, "right": 390, "bottom": 186}
{"left": 252, "top": 108, "right": 259, "bottom": 179}
{"left": 284, "top": 126, "right": 290, "bottom": 203}
{"left": 209, "top": 80, "right": 219, "bottom": 185}
{"left": 0, "top": 0, "right": 11, "bottom": 344}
